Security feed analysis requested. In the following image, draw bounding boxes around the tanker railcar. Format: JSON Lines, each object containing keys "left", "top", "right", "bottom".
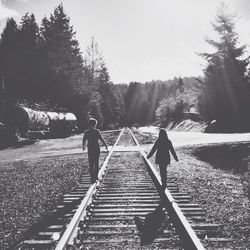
{"left": 1, "top": 106, "right": 78, "bottom": 140}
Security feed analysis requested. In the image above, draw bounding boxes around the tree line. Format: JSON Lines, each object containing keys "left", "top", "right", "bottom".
{"left": 120, "top": 4, "right": 250, "bottom": 132}
{"left": 0, "top": 4, "right": 123, "bottom": 130}
{"left": 1, "top": 3, "right": 250, "bottom": 132}
{"left": 116, "top": 77, "right": 198, "bottom": 127}
{"left": 0, "top": 3, "right": 196, "bottom": 130}
{"left": 198, "top": 3, "right": 250, "bottom": 132}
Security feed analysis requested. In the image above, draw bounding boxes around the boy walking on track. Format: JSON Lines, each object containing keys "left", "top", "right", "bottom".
{"left": 82, "top": 118, "right": 108, "bottom": 184}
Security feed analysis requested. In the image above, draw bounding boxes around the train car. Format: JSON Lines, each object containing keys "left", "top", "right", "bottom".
{"left": 0, "top": 105, "right": 78, "bottom": 141}
{"left": 46, "top": 111, "right": 78, "bottom": 137}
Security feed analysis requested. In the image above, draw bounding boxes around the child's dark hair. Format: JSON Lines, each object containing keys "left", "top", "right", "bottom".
{"left": 88, "top": 118, "right": 97, "bottom": 128}
{"left": 158, "top": 128, "right": 169, "bottom": 142}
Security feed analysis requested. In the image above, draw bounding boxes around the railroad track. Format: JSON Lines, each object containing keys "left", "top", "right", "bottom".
{"left": 17, "top": 129, "right": 122, "bottom": 250}
{"left": 19, "top": 128, "right": 228, "bottom": 250}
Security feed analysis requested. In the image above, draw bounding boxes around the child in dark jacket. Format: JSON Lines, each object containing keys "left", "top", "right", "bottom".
{"left": 82, "top": 118, "right": 108, "bottom": 184}
{"left": 147, "top": 128, "right": 178, "bottom": 190}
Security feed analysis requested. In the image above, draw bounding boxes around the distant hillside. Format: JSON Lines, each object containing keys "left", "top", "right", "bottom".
{"left": 166, "top": 119, "right": 207, "bottom": 132}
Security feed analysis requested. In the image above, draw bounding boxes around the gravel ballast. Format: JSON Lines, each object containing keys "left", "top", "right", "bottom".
{"left": 135, "top": 129, "right": 250, "bottom": 249}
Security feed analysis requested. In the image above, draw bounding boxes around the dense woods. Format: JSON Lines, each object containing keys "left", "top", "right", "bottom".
{"left": 0, "top": 3, "right": 250, "bottom": 132}
{"left": 0, "top": 4, "right": 197, "bottom": 130}
{"left": 0, "top": 5, "right": 123, "bottom": 130}
{"left": 198, "top": 4, "right": 250, "bottom": 132}
{"left": 117, "top": 77, "right": 198, "bottom": 127}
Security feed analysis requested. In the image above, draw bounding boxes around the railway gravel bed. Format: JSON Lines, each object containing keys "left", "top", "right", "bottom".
{"left": 5, "top": 128, "right": 243, "bottom": 249}
{"left": 52, "top": 128, "right": 229, "bottom": 249}
{"left": 75, "top": 130, "right": 182, "bottom": 249}
{"left": 0, "top": 130, "right": 120, "bottom": 250}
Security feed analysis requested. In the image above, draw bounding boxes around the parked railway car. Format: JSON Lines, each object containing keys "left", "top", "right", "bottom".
{"left": 46, "top": 111, "right": 78, "bottom": 137}
{"left": 0, "top": 105, "right": 78, "bottom": 141}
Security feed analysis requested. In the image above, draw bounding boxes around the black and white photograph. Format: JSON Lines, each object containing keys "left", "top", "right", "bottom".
{"left": 0, "top": 0, "right": 249, "bottom": 249}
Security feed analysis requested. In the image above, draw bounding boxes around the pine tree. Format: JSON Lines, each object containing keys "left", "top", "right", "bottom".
{"left": 88, "top": 91, "right": 104, "bottom": 127}
{"left": 40, "top": 4, "right": 85, "bottom": 102}
{"left": 125, "top": 82, "right": 148, "bottom": 126}
{"left": 0, "top": 18, "right": 20, "bottom": 98}
{"left": 19, "top": 13, "right": 40, "bottom": 98}
{"left": 82, "top": 37, "right": 105, "bottom": 93}
{"left": 199, "top": 3, "right": 250, "bottom": 131}
{"left": 143, "top": 82, "right": 163, "bottom": 123}
{"left": 98, "top": 65, "right": 123, "bottom": 128}
{"left": 83, "top": 38, "right": 123, "bottom": 128}
{"left": 178, "top": 77, "right": 184, "bottom": 93}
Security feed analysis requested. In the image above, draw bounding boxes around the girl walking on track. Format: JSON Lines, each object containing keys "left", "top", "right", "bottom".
{"left": 147, "top": 128, "right": 178, "bottom": 190}
{"left": 82, "top": 118, "right": 108, "bottom": 184}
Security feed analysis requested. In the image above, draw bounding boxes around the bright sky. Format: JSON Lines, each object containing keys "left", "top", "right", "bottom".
{"left": 0, "top": 0, "right": 250, "bottom": 83}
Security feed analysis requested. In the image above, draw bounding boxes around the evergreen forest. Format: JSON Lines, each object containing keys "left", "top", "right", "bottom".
{"left": 0, "top": 4, "right": 250, "bottom": 132}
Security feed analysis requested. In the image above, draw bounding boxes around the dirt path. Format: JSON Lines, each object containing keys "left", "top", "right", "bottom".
{"left": 138, "top": 126, "right": 250, "bottom": 147}
{"left": 0, "top": 132, "right": 115, "bottom": 163}
{"left": 1, "top": 127, "right": 250, "bottom": 163}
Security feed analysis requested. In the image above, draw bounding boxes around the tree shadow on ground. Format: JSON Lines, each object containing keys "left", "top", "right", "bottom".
{"left": 191, "top": 143, "right": 250, "bottom": 199}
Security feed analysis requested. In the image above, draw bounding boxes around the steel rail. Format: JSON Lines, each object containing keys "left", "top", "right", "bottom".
{"left": 128, "top": 128, "right": 205, "bottom": 250}
{"left": 55, "top": 128, "right": 125, "bottom": 250}
{"left": 101, "top": 129, "right": 122, "bottom": 133}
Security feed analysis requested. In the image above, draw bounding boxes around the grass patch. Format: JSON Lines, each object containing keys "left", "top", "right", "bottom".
{"left": 0, "top": 154, "right": 86, "bottom": 249}
{"left": 190, "top": 142, "right": 250, "bottom": 200}
{"left": 191, "top": 142, "right": 250, "bottom": 174}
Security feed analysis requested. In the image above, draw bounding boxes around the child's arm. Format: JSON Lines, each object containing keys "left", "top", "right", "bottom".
{"left": 147, "top": 140, "right": 158, "bottom": 159}
{"left": 98, "top": 131, "right": 108, "bottom": 151}
{"left": 169, "top": 141, "right": 178, "bottom": 161}
{"left": 82, "top": 133, "right": 87, "bottom": 151}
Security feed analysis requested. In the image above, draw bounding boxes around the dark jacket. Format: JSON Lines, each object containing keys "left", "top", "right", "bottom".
{"left": 82, "top": 128, "right": 103, "bottom": 159}
{"left": 148, "top": 139, "right": 178, "bottom": 165}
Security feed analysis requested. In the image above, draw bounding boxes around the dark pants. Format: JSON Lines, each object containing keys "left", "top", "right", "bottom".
{"left": 89, "top": 152, "right": 100, "bottom": 184}
{"left": 159, "top": 164, "right": 167, "bottom": 189}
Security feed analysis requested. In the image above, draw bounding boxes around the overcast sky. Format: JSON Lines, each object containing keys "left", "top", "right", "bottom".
{"left": 0, "top": 0, "right": 250, "bottom": 83}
